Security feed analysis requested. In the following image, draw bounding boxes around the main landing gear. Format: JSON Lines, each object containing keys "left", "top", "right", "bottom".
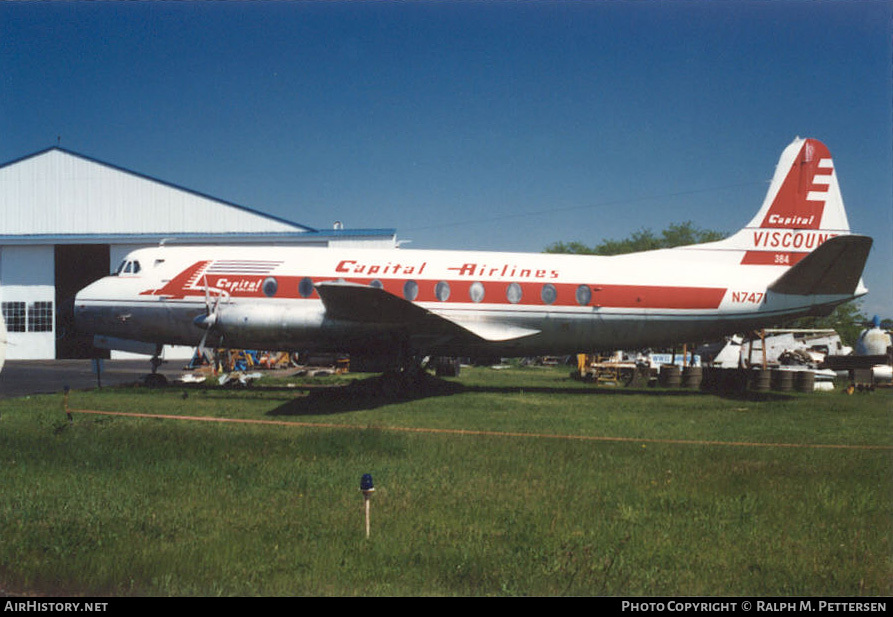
{"left": 374, "top": 353, "right": 461, "bottom": 399}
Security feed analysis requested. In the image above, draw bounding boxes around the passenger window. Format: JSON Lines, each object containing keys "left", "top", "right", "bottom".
{"left": 435, "top": 281, "right": 450, "bottom": 302}
{"left": 403, "top": 280, "right": 419, "bottom": 301}
{"left": 262, "top": 277, "right": 278, "bottom": 297}
{"left": 469, "top": 282, "right": 485, "bottom": 303}
{"left": 506, "top": 283, "right": 522, "bottom": 304}
{"left": 299, "top": 277, "right": 315, "bottom": 298}
{"left": 576, "top": 285, "right": 592, "bottom": 306}
{"left": 541, "top": 283, "right": 557, "bottom": 305}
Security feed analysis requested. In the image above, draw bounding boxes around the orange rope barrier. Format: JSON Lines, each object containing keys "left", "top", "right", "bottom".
{"left": 67, "top": 408, "right": 892, "bottom": 451}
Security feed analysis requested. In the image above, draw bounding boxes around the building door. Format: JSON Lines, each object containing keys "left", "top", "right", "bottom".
{"left": 55, "top": 244, "right": 110, "bottom": 359}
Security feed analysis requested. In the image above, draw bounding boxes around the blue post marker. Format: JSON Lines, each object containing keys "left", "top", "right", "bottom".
{"left": 361, "top": 474, "right": 375, "bottom": 538}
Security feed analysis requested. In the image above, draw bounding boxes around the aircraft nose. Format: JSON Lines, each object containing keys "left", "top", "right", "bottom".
{"left": 72, "top": 278, "right": 105, "bottom": 335}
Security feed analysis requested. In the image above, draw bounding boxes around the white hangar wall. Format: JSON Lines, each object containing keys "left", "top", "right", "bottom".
{"left": 0, "top": 148, "right": 313, "bottom": 236}
{"left": 0, "top": 147, "right": 398, "bottom": 361}
{"left": 0, "top": 245, "right": 56, "bottom": 360}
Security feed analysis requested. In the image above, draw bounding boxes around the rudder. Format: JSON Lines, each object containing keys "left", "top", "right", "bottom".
{"left": 707, "top": 138, "right": 853, "bottom": 267}
{"left": 747, "top": 137, "right": 849, "bottom": 233}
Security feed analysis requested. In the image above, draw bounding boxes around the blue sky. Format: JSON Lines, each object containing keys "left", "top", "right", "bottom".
{"left": 1, "top": 1, "right": 891, "bottom": 317}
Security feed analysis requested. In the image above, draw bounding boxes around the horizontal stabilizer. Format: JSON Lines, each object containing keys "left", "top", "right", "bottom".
{"left": 768, "top": 235, "right": 872, "bottom": 296}
{"left": 315, "top": 281, "right": 540, "bottom": 342}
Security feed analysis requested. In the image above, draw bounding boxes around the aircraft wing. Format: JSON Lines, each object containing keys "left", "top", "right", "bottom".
{"left": 314, "top": 281, "right": 540, "bottom": 342}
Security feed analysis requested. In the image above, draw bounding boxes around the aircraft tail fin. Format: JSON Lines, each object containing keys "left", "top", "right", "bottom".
{"left": 747, "top": 137, "right": 850, "bottom": 234}
{"left": 709, "top": 138, "right": 854, "bottom": 266}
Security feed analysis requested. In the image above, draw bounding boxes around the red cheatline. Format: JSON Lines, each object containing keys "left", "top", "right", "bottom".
{"left": 67, "top": 408, "right": 891, "bottom": 451}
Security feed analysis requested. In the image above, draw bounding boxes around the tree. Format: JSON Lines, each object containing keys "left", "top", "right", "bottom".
{"left": 544, "top": 221, "right": 727, "bottom": 256}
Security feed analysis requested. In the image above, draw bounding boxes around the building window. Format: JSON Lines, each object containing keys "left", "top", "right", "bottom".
{"left": 2, "top": 302, "right": 26, "bottom": 332}
{"left": 27, "top": 301, "right": 54, "bottom": 332}
{"left": 1, "top": 301, "right": 52, "bottom": 332}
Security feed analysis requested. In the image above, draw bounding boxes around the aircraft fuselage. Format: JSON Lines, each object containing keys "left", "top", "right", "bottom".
{"left": 73, "top": 138, "right": 872, "bottom": 360}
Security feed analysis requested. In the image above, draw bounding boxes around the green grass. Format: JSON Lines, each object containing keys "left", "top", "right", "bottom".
{"left": 0, "top": 366, "right": 889, "bottom": 596}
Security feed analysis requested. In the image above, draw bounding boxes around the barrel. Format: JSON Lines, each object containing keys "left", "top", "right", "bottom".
{"left": 771, "top": 369, "right": 794, "bottom": 392}
{"left": 659, "top": 364, "right": 682, "bottom": 387}
{"left": 794, "top": 370, "right": 815, "bottom": 393}
{"left": 700, "top": 366, "right": 716, "bottom": 391}
{"left": 750, "top": 368, "right": 772, "bottom": 392}
{"left": 682, "top": 366, "right": 703, "bottom": 388}
{"left": 718, "top": 368, "right": 747, "bottom": 393}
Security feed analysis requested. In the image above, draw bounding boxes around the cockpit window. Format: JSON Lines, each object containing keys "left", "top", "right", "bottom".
{"left": 115, "top": 260, "right": 142, "bottom": 276}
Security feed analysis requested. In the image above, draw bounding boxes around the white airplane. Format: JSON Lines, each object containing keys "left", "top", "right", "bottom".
{"left": 74, "top": 138, "right": 872, "bottom": 375}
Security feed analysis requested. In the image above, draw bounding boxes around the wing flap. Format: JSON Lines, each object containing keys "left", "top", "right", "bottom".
{"left": 442, "top": 318, "right": 541, "bottom": 342}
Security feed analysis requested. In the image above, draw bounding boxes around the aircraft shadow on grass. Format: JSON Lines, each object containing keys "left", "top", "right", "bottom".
{"left": 264, "top": 372, "right": 794, "bottom": 417}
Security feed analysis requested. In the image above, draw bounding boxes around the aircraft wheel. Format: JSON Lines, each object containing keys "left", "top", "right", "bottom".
{"left": 434, "top": 357, "right": 461, "bottom": 377}
{"left": 620, "top": 369, "right": 636, "bottom": 387}
{"left": 144, "top": 373, "right": 168, "bottom": 388}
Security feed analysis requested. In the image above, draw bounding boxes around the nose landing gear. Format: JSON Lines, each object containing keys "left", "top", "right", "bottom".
{"left": 143, "top": 344, "right": 168, "bottom": 387}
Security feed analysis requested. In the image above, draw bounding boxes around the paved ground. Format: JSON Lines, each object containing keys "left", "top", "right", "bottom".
{"left": 0, "top": 359, "right": 187, "bottom": 399}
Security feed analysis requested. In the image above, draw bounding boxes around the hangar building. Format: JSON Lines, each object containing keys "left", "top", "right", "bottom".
{"left": 0, "top": 147, "right": 397, "bottom": 360}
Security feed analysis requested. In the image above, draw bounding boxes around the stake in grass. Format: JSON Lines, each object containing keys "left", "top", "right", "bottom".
{"left": 360, "top": 473, "right": 375, "bottom": 539}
